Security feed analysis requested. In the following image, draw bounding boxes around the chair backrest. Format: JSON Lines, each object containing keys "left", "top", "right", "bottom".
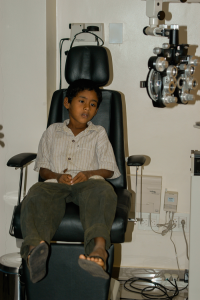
{"left": 46, "top": 46, "right": 127, "bottom": 189}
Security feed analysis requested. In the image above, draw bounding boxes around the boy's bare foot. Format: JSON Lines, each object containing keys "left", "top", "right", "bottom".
{"left": 79, "top": 246, "right": 108, "bottom": 270}
{"left": 78, "top": 237, "right": 109, "bottom": 279}
{"left": 27, "top": 241, "right": 49, "bottom": 283}
{"left": 28, "top": 241, "right": 45, "bottom": 262}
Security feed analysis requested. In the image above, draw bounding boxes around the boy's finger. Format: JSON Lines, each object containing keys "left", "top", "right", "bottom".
{"left": 62, "top": 175, "right": 71, "bottom": 183}
{"left": 63, "top": 168, "right": 68, "bottom": 173}
{"left": 71, "top": 173, "right": 84, "bottom": 184}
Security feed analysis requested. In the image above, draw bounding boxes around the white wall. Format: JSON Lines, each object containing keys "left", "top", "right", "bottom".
{"left": 56, "top": 0, "right": 200, "bottom": 270}
{"left": 46, "top": 0, "right": 57, "bottom": 113}
{"left": 0, "top": 0, "right": 47, "bottom": 256}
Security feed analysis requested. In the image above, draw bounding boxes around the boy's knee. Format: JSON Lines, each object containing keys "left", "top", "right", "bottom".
{"left": 93, "top": 180, "right": 116, "bottom": 196}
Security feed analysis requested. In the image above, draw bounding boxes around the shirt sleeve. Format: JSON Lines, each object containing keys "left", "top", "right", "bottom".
{"left": 96, "top": 127, "right": 121, "bottom": 179}
{"left": 34, "top": 128, "right": 52, "bottom": 172}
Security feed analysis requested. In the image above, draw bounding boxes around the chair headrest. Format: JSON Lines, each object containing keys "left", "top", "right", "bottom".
{"left": 65, "top": 46, "right": 109, "bottom": 87}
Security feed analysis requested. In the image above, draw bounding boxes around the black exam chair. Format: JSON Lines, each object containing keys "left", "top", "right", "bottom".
{"left": 7, "top": 45, "right": 145, "bottom": 300}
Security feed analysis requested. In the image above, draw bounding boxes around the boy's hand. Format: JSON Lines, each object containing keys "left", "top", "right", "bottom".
{"left": 71, "top": 171, "right": 90, "bottom": 185}
{"left": 57, "top": 174, "right": 72, "bottom": 184}
{"left": 57, "top": 168, "right": 72, "bottom": 185}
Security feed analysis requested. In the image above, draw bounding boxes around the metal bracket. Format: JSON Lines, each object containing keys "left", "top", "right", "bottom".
{"left": 140, "top": 81, "right": 147, "bottom": 88}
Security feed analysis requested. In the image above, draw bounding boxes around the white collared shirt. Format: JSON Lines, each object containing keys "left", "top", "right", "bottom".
{"left": 34, "top": 119, "right": 121, "bottom": 182}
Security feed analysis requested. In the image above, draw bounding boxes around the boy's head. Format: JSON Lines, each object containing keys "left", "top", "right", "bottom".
{"left": 66, "top": 79, "right": 102, "bottom": 108}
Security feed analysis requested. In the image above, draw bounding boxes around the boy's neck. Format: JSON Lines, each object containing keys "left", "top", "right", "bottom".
{"left": 67, "top": 121, "right": 88, "bottom": 136}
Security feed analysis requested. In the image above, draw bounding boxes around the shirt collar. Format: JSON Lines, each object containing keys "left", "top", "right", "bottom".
{"left": 56, "top": 119, "right": 98, "bottom": 134}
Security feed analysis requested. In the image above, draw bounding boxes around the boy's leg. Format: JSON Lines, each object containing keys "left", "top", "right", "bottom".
{"left": 70, "top": 179, "right": 117, "bottom": 267}
{"left": 20, "top": 182, "right": 71, "bottom": 261}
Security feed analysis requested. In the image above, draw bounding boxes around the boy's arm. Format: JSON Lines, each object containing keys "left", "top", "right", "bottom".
{"left": 71, "top": 169, "right": 114, "bottom": 185}
{"left": 40, "top": 167, "right": 72, "bottom": 184}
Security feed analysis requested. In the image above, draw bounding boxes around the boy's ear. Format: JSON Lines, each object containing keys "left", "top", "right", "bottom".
{"left": 64, "top": 97, "right": 70, "bottom": 109}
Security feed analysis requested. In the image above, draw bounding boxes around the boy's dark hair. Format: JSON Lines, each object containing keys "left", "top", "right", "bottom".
{"left": 66, "top": 79, "right": 102, "bottom": 108}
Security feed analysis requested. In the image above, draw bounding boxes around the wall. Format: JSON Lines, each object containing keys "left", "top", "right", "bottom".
{"left": 56, "top": 0, "right": 200, "bottom": 270}
{"left": 0, "top": 0, "right": 47, "bottom": 256}
{"left": 46, "top": 0, "right": 57, "bottom": 113}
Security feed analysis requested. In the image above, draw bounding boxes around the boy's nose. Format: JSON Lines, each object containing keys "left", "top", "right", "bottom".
{"left": 84, "top": 104, "right": 89, "bottom": 110}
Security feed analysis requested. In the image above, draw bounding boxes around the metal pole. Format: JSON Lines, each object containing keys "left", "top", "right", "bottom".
{"left": 135, "top": 167, "right": 139, "bottom": 220}
{"left": 17, "top": 167, "right": 23, "bottom": 205}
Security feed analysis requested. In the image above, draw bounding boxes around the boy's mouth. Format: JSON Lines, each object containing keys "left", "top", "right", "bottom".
{"left": 81, "top": 113, "right": 89, "bottom": 118}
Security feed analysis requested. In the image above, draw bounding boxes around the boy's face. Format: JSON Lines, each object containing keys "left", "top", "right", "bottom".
{"left": 64, "top": 89, "right": 99, "bottom": 126}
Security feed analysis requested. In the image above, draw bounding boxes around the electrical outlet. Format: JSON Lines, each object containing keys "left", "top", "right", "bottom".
{"left": 137, "top": 213, "right": 160, "bottom": 231}
{"left": 173, "top": 213, "right": 190, "bottom": 232}
{"left": 142, "top": 218, "right": 149, "bottom": 227}
{"left": 173, "top": 217, "right": 178, "bottom": 228}
{"left": 151, "top": 218, "right": 158, "bottom": 227}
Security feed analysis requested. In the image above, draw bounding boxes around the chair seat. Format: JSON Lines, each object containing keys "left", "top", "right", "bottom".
{"left": 13, "top": 188, "right": 131, "bottom": 243}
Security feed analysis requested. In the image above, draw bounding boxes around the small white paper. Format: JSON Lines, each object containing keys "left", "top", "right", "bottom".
{"left": 109, "top": 23, "right": 123, "bottom": 44}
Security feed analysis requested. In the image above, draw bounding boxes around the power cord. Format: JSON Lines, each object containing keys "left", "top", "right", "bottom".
{"left": 150, "top": 212, "right": 180, "bottom": 275}
{"left": 157, "top": 212, "right": 176, "bottom": 236}
{"left": 59, "top": 38, "right": 70, "bottom": 89}
{"left": 59, "top": 31, "right": 104, "bottom": 90}
{"left": 170, "top": 228, "right": 180, "bottom": 275}
{"left": 181, "top": 219, "right": 189, "bottom": 260}
{"left": 149, "top": 213, "right": 176, "bottom": 236}
{"left": 70, "top": 30, "right": 104, "bottom": 49}
{"left": 124, "top": 277, "right": 187, "bottom": 300}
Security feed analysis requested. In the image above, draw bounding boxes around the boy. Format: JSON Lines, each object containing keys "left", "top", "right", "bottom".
{"left": 20, "top": 79, "right": 120, "bottom": 283}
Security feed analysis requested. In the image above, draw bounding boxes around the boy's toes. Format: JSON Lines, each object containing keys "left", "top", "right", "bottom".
{"left": 90, "top": 257, "right": 104, "bottom": 268}
{"left": 79, "top": 254, "right": 86, "bottom": 260}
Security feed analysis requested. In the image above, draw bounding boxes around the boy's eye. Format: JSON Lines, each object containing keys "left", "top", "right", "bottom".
{"left": 79, "top": 100, "right": 84, "bottom": 103}
{"left": 91, "top": 103, "right": 96, "bottom": 107}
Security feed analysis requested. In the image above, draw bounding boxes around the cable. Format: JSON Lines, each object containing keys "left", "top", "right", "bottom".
{"left": 149, "top": 212, "right": 181, "bottom": 280}
{"left": 59, "top": 31, "right": 104, "bottom": 89}
{"left": 150, "top": 213, "right": 162, "bottom": 234}
{"left": 70, "top": 30, "right": 104, "bottom": 49}
{"left": 59, "top": 38, "right": 70, "bottom": 90}
{"left": 156, "top": 212, "right": 176, "bottom": 236}
{"left": 124, "top": 277, "right": 187, "bottom": 300}
{"left": 165, "top": 211, "right": 168, "bottom": 224}
{"left": 149, "top": 213, "right": 176, "bottom": 236}
{"left": 170, "top": 228, "right": 180, "bottom": 276}
{"left": 181, "top": 220, "right": 189, "bottom": 260}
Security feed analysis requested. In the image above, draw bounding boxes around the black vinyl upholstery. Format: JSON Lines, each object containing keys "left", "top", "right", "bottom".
{"left": 65, "top": 46, "right": 109, "bottom": 86}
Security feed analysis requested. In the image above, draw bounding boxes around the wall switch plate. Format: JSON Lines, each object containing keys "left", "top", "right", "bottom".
{"left": 137, "top": 212, "right": 160, "bottom": 231}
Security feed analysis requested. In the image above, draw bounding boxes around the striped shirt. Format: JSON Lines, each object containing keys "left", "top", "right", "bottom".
{"left": 34, "top": 119, "right": 121, "bottom": 182}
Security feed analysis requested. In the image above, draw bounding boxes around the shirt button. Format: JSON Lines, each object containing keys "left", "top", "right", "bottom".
{"left": 68, "top": 158, "right": 71, "bottom": 160}
{"left": 72, "top": 140, "right": 75, "bottom": 142}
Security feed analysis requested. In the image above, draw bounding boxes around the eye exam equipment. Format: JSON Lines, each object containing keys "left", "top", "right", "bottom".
{"left": 141, "top": 0, "right": 200, "bottom": 108}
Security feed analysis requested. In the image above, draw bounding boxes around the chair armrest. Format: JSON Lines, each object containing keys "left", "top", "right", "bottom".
{"left": 7, "top": 153, "right": 37, "bottom": 168}
{"left": 127, "top": 155, "right": 146, "bottom": 167}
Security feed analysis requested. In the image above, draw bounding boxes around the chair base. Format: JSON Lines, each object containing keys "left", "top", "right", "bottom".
{"left": 22, "top": 243, "right": 114, "bottom": 300}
